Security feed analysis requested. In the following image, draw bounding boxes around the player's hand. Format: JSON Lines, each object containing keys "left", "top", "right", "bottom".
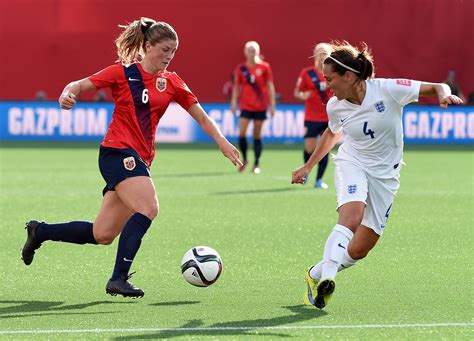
{"left": 291, "top": 165, "right": 311, "bottom": 184}
{"left": 269, "top": 105, "right": 276, "bottom": 118}
{"left": 439, "top": 95, "right": 463, "bottom": 109}
{"left": 300, "top": 91, "right": 311, "bottom": 100}
{"left": 59, "top": 92, "right": 77, "bottom": 110}
{"left": 218, "top": 139, "right": 243, "bottom": 167}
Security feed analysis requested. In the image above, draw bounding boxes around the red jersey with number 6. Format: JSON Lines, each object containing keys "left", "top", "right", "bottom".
{"left": 234, "top": 61, "right": 273, "bottom": 112}
{"left": 89, "top": 63, "right": 197, "bottom": 165}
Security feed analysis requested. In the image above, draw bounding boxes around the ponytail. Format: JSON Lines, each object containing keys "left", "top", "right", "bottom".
{"left": 357, "top": 43, "right": 374, "bottom": 79}
{"left": 115, "top": 17, "right": 177, "bottom": 64}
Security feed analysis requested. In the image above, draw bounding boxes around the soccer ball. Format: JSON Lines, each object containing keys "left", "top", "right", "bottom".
{"left": 181, "top": 246, "right": 222, "bottom": 287}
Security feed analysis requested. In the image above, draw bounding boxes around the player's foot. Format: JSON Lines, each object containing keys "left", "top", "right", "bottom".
{"left": 21, "top": 220, "right": 43, "bottom": 265}
{"left": 238, "top": 160, "right": 248, "bottom": 172}
{"left": 314, "top": 278, "right": 335, "bottom": 309}
{"left": 314, "top": 179, "right": 328, "bottom": 189}
{"left": 106, "top": 272, "right": 144, "bottom": 298}
{"left": 252, "top": 166, "right": 261, "bottom": 174}
{"left": 303, "top": 267, "right": 319, "bottom": 306}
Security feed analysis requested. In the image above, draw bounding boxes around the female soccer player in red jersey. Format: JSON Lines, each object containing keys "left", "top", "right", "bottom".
{"left": 293, "top": 43, "right": 333, "bottom": 188}
{"left": 21, "top": 17, "right": 242, "bottom": 298}
{"left": 231, "top": 41, "right": 276, "bottom": 174}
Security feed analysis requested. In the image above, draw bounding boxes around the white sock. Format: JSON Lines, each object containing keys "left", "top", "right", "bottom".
{"left": 310, "top": 250, "right": 358, "bottom": 280}
{"left": 309, "top": 261, "right": 323, "bottom": 280}
{"left": 339, "top": 249, "right": 357, "bottom": 271}
{"left": 320, "top": 224, "right": 353, "bottom": 280}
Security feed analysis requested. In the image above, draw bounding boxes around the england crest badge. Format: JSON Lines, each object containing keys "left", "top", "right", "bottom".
{"left": 374, "top": 101, "right": 385, "bottom": 113}
{"left": 123, "top": 156, "right": 136, "bottom": 171}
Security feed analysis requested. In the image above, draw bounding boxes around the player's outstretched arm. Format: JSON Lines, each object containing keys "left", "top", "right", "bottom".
{"left": 230, "top": 82, "right": 240, "bottom": 114}
{"left": 293, "top": 88, "right": 311, "bottom": 101}
{"left": 59, "top": 78, "right": 96, "bottom": 110}
{"left": 267, "top": 80, "right": 277, "bottom": 117}
{"left": 291, "top": 128, "right": 341, "bottom": 184}
{"left": 187, "top": 103, "right": 243, "bottom": 167}
{"left": 419, "top": 82, "right": 464, "bottom": 109}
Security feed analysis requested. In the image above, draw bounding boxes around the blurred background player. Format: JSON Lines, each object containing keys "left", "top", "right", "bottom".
{"left": 34, "top": 90, "right": 47, "bottom": 101}
{"left": 222, "top": 73, "right": 234, "bottom": 101}
{"left": 21, "top": 17, "right": 241, "bottom": 298}
{"left": 231, "top": 41, "right": 276, "bottom": 174}
{"left": 291, "top": 41, "right": 463, "bottom": 309}
{"left": 293, "top": 43, "right": 333, "bottom": 188}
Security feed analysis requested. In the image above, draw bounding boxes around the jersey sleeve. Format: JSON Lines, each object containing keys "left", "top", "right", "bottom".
{"left": 170, "top": 73, "right": 198, "bottom": 110}
{"left": 327, "top": 97, "right": 342, "bottom": 133}
{"left": 88, "top": 64, "right": 122, "bottom": 89}
{"left": 235, "top": 65, "right": 244, "bottom": 85}
{"left": 386, "top": 79, "right": 421, "bottom": 106}
{"left": 296, "top": 69, "right": 309, "bottom": 91}
{"left": 264, "top": 63, "right": 273, "bottom": 82}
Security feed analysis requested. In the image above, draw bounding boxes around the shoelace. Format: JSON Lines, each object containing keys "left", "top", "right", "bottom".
{"left": 125, "top": 271, "right": 137, "bottom": 281}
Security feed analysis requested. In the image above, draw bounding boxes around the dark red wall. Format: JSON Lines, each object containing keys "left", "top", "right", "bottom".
{"left": 1, "top": 0, "right": 472, "bottom": 104}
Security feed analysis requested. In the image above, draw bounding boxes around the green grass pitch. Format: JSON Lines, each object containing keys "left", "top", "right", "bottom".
{"left": 0, "top": 143, "right": 472, "bottom": 339}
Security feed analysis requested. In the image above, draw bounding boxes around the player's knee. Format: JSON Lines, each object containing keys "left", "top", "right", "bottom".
{"left": 348, "top": 245, "right": 370, "bottom": 260}
{"left": 339, "top": 217, "right": 362, "bottom": 231}
{"left": 139, "top": 202, "right": 159, "bottom": 220}
{"left": 93, "top": 231, "right": 116, "bottom": 245}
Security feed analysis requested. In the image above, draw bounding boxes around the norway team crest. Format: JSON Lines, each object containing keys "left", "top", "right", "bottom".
{"left": 123, "top": 156, "right": 136, "bottom": 171}
{"left": 374, "top": 101, "right": 385, "bottom": 113}
{"left": 156, "top": 77, "right": 167, "bottom": 92}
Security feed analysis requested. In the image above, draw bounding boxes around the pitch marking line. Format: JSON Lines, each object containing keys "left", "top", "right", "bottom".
{"left": 0, "top": 322, "right": 472, "bottom": 335}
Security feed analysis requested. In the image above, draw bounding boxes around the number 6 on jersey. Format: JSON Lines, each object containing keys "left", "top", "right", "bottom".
{"left": 142, "top": 89, "right": 149, "bottom": 103}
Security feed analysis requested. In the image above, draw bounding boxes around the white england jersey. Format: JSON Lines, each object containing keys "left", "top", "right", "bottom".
{"left": 328, "top": 78, "right": 421, "bottom": 178}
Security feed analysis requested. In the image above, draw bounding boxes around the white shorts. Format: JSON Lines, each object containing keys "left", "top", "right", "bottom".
{"left": 334, "top": 160, "right": 400, "bottom": 235}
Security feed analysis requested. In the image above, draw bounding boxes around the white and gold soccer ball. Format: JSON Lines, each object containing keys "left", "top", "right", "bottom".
{"left": 181, "top": 246, "right": 222, "bottom": 287}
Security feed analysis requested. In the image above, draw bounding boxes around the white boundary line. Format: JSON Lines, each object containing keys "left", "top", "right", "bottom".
{"left": 0, "top": 322, "right": 472, "bottom": 335}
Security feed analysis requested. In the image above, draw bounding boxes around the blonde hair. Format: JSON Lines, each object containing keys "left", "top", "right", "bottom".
{"left": 244, "top": 41, "right": 262, "bottom": 63}
{"left": 313, "top": 43, "right": 333, "bottom": 71}
{"left": 115, "top": 17, "right": 178, "bottom": 64}
{"left": 324, "top": 41, "right": 375, "bottom": 80}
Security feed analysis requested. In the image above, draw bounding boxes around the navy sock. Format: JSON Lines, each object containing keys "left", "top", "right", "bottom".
{"left": 35, "top": 221, "right": 96, "bottom": 244}
{"left": 110, "top": 212, "right": 152, "bottom": 281}
{"left": 238, "top": 137, "right": 248, "bottom": 161}
{"left": 304, "top": 150, "right": 311, "bottom": 163}
{"left": 254, "top": 139, "right": 262, "bottom": 165}
{"left": 317, "top": 153, "right": 329, "bottom": 181}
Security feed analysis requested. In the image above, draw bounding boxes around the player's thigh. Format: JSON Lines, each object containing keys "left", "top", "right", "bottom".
{"left": 93, "top": 191, "right": 133, "bottom": 244}
{"left": 362, "top": 176, "right": 400, "bottom": 236}
{"left": 304, "top": 137, "right": 317, "bottom": 152}
{"left": 115, "top": 176, "right": 159, "bottom": 219}
{"left": 238, "top": 117, "right": 250, "bottom": 136}
{"left": 348, "top": 224, "right": 380, "bottom": 260}
{"left": 253, "top": 119, "right": 264, "bottom": 138}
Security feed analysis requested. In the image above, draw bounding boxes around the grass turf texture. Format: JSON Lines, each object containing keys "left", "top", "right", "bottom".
{"left": 0, "top": 143, "right": 472, "bottom": 339}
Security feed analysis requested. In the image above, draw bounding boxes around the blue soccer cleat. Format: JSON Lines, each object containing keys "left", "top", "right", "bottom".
{"left": 314, "top": 179, "right": 328, "bottom": 189}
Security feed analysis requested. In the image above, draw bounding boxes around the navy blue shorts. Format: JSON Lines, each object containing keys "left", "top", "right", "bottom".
{"left": 98, "top": 146, "right": 150, "bottom": 196}
{"left": 240, "top": 110, "right": 267, "bottom": 120}
{"left": 304, "top": 121, "right": 328, "bottom": 138}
